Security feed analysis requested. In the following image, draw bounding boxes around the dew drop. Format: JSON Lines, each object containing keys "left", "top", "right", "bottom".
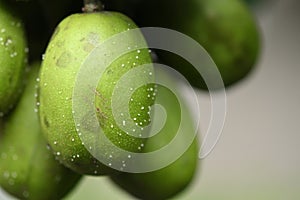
{"left": 8, "top": 179, "right": 14, "bottom": 185}
{"left": 23, "top": 191, "right": 29, "bottom": 198}
{"left": 11, "top": 172, "right": 17, "bottom": 178}
{"left": 12, "top": 155, "right": 18, "bottom": 160}
{"left": 3, "top": 171, "right": 9, "bottom": 178}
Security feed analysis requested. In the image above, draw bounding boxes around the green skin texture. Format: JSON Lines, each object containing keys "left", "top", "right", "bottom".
{"left": 110, "top": 84, "right": 199, "bottom": 200}
{"left": 110, "top": 0, "right": 260, "bottom": 89}
{"left": 39, "top": 12, "right": 153, "bottom": 175}
{"left": 0, "top": 63, "right": 81, "bottom": 200}
{"left": 0, "top": 0, "right": 27, "bottom": 115}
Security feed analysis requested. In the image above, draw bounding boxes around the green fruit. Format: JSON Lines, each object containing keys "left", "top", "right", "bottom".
{"left": 124, "top": 0, "right": 260, "bottom": 89}
{"left": 0, "top": 0, "right": 28, "bottom": 115}
{"left": 0, "top": 63, "right": 81, "bottom": 200}
{"left": 39, "top": 11, "right": 154, "bottom": 175}
{"left": 110, "top": 81, "right": 199, "bottom": 200}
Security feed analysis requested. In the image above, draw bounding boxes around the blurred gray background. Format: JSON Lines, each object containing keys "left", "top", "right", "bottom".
{"left": 1, "top": 0, "right": 299, "bottom": 199}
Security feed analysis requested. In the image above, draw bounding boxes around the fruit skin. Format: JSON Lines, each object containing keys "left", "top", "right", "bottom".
{"left": 112, "top": 0, "right": 260, "bottom": 89}
{"left": 39, "top": 12, "right": 153, "bottom": 175}
{"left": 0, "top": 62, "right": 81, "bottom": 200}
{"left": 110, "top": 82, "right": 199, "bottom": 200}
{"left": 0, "top": 0, "right": 28, "bottom": 115}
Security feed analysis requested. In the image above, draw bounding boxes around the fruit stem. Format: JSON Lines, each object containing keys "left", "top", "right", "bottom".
{"left": 82, "top": 0, "right": 104, "bottom": 13}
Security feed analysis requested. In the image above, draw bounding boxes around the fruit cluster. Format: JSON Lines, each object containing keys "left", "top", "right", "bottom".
{"left": 0, "top": 0, "right": 260, "bottom": 199}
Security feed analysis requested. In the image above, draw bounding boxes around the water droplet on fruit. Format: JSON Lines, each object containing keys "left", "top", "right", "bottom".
{"left": 23, "top": 191, "right": 29, "bottom": 198}
{"left": 11, "top": 172, "right": 17, "bottom": 178}
{"left": 8, "top": 179, "right": 15, "bottom": 185}
{"left": 3, "top": 171, "right": 9, "bottom": 178}
{"left": 12, "top": 155, "right": 18, "bottom": 160}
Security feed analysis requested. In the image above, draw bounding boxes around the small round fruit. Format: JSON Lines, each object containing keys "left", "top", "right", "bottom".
{"left": 39, "top": 11, "right": 154, "bottom": 175}
{"left": 0, "top": 1, "right": 28, "bottom": 115}
{"left": 0, "top": 63, "right": 81, "bottom": 200}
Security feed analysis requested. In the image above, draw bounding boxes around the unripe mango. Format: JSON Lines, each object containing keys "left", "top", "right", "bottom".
{"left": 0, "top": 0, "right": 28, "bottom": 115}
{"left": 39, "top": 11, "right": 154, "bottom": 175}
{"left": 0, "top": 63, "right": 81, "bottom": 200}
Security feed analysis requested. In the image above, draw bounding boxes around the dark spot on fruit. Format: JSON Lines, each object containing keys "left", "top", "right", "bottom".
{"left": 106, "top": 69, "right": 113, "bottom": 74}
{"left": 44, "top": 116, "right": 49, "bottom": 128}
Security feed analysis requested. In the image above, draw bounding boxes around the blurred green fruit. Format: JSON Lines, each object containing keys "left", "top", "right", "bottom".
{"left": 39, "top": 11, "right": 154, "bottom": 175}
{"left": 110, "top": 79, "right": 199, "bottom": 200}
{"left": 0, "top": 0, "right": 28, "bottom": 115}
{"left": 0, "top": 62, "right": 81, "bottom": 200}
{"left": 108, "top": 0, "right": 261, "bottom": 89}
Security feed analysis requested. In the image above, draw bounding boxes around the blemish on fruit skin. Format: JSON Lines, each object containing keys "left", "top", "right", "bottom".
{"left": 83, "top": 43, "right": 95, "bottom": 52}
{"left": 56, "top": 51, "right": 72, "bottom": 67}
